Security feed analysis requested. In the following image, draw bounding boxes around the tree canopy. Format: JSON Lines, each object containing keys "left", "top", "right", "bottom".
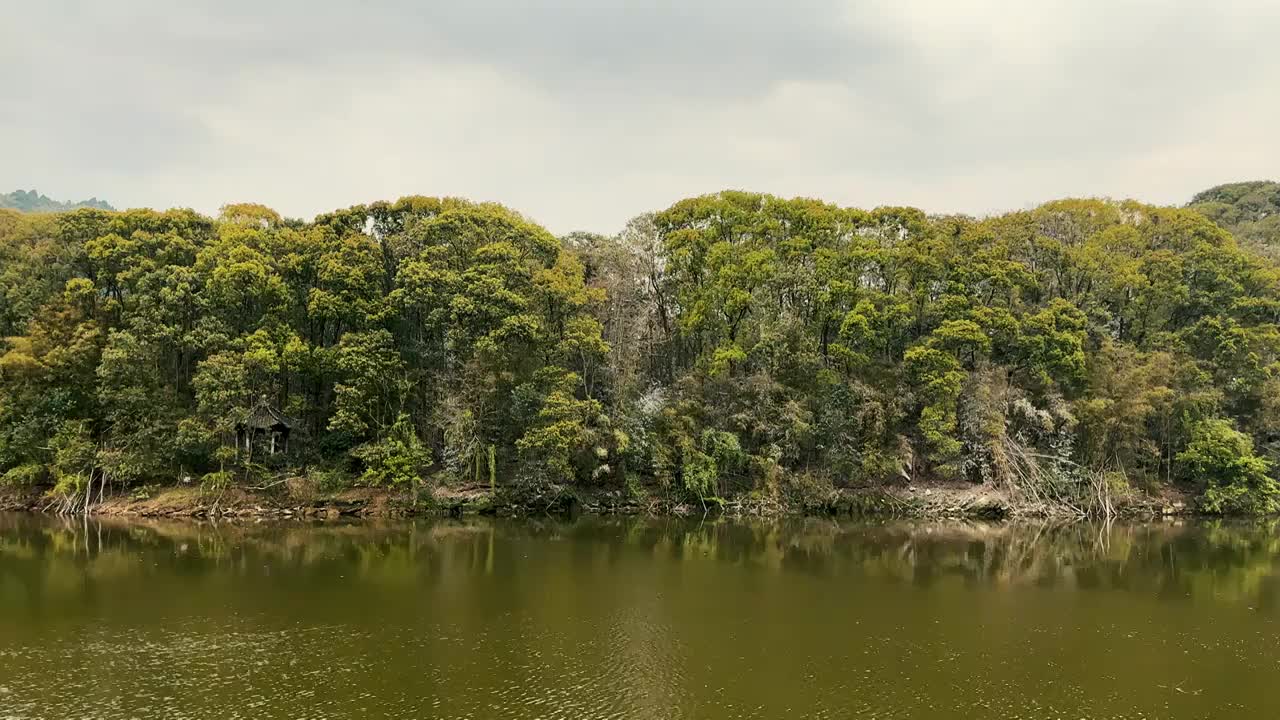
{"left": 1189, "top": 181, "right": 1280, "bottom": 259}
{"left": 3, "top": 183, "right": 1280, "bottom": 513}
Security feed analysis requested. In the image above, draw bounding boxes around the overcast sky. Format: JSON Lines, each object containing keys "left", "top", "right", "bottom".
{"left": 2, "top": 1, "right": 1277, "bottom": 234}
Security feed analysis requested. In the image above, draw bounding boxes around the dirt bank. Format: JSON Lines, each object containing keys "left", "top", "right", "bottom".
{"left": 0, "top": 480, "right": 1193, "bottom": 521}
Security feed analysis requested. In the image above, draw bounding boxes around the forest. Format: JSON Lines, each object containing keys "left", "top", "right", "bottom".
{"left": 2, "top": 181, "right": 1279, "bottom": 514}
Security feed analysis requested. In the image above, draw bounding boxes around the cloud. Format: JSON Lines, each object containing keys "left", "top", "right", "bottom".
{"left": 1, "top": 0, "right": 1277, "bottom": 233}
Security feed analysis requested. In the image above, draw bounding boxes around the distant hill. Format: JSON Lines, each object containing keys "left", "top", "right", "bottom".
{"left": 1188, "top": 180, "right": 1280, "bottom": 256}
{"left": 0, "top": 189, "right": 115, "bottom": 213}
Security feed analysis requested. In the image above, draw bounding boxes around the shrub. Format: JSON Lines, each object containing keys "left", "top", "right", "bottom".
{"left": 1179, "top": 418, "right": 1278, "bottom": 515}
{"left": 351, "top": 415, "right": 431, "bottom": 487}
{"left": 2, "top": 463, "right": 46, "bottom": 487}
{"left": 201, "top": 470, "right": 234, "bottom": 494}
{"left": 309, "top": 468, "right": 353, "bottom": 495}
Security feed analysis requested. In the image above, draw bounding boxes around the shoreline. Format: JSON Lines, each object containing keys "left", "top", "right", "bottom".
{"left": 0, "top": 482, "right": 1192, "bottom": 521}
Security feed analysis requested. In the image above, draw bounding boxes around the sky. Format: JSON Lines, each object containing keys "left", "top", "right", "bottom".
{"left": 2, "top": 0, "right": 1277, "bottom": 235}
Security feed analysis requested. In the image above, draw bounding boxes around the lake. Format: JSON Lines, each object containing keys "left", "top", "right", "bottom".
{"left": 0, "top": 513, "right": 1277, "bottom": 719}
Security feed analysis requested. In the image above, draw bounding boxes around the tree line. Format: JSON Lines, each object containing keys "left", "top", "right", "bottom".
{"left": 2, "top": 185, "right": 1279, "bottom": 513}
{"left": 1, "top": 189, "right": 114, "bottom": 214}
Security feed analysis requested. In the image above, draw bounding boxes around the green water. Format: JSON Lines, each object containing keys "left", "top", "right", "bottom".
{"left": 1, "top": 514, "right": 1277, "bottom": 719}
